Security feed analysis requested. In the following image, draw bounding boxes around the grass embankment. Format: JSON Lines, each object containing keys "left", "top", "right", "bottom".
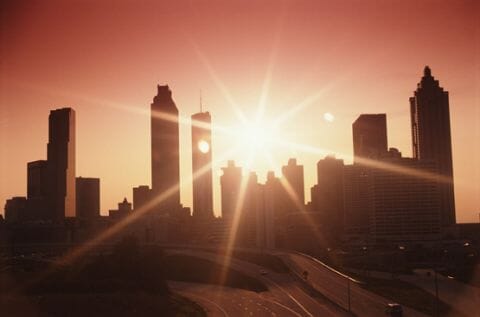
{"left": 1, "top": 237, "right": 205, "bottom": 317}
{"left": 164, "top": 254, "right": 268, "bottom": 292}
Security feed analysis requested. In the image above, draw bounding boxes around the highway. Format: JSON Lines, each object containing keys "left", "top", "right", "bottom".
{"left": 169, "top": 249, "right": 350, "bottom": 317}
{"left": 276, "top": 251, "right": 428, "bottom": 317}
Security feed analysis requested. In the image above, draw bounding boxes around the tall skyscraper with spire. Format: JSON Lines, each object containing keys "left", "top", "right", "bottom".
{"left": 410, "top": 66, "right": 456, "bottom": 225}
{"left": 47, "top": 108, "right": 76, "bottom": 220}
{"left": 191, "top": 110, "right": 214, "bottom": 220}
{"left": 151, "top": 85, "right": 181, "bottom": 215}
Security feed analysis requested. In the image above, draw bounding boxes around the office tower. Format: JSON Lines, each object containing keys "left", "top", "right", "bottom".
{"left": 311, "top": 155, "right": 345, "bottom": 244}
{"left": 4, "top": 197, "right": 27, "bottom": 223}
{"left": 281, "top": 158, "right": 305, "bottom": 213}
{"left": 259, "top": 171, "right": 277, "bottom": 249}
{"left": 220, "top": 160, "right": 242, "bottom": 219}
{"left": 368, "top": 157, "right": 441, "bottom": 243}
{"left": 27, "top": 160, "right": 48, "bottom": 199}
{"left": 410, "top": 66, "right": 456, "bottom": 225}
{"left": 47, "top": 108, "right": 76, "bottom": 220}
{"left": 26, "top": 160, "right": 49, "bottom": 220}
{"left": 343, "top": 165, "right": 374, "bottom": 243}
{"left": 133, "top": 185, "right": 151, "bottom": 211}
{"left": 191, "top": 111, "right": 214, "bottom": 220}
{"left": 76, "top": 177, "right": 100, "bottom": 221}
{"left": 352, "top": 114, "right": 388, "bottom": 163}
{"left": 151, "top": 85, "right": 181, "bottom": 215}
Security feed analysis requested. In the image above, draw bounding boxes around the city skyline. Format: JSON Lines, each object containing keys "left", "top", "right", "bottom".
{"left": 1, "top": 0, "right": 478, "bottom": 222}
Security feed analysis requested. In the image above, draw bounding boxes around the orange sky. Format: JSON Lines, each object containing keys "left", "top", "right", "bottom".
{"left": 1, "top": 0, "right": 479, "bottom": 222}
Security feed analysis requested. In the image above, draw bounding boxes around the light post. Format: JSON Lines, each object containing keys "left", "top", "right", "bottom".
{"left": 347, "top": 277, "right": 351, "bottom": 312}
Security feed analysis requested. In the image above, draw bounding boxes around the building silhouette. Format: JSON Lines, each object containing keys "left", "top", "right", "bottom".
{"left": 410, "top": 66, "right": 456, "bottom": 226}
{"left": 352, "top": 114, "right": 388, "bottom": 163}
{"left": 281, "top": 158, "right": 305, "bottom": 213}
{"left": 150, "top": 85, "right": 181, "bottom": 215}
{"left": 26, "top": 160, "right": 49, "bottom": 221}
{"left": 310, "top": 155, "right": 345, "bottom": 245}
{"left": 191, "top": 111, "right": 214, "bottom": 220}
{"left": 109, "top": 197, "right": 132, "bottom": 220}
{"left": 132, "top": 185, "right": 151, "bottom": 211}
{"left": 4, "top": 197, "right": 27, "bottom": 223}
{"left": 260, "top": 171, "right": 278, "bottom": 249}
{"left": 369, "top": 157, "right": 441, "bottom": 243}
{"left": 27, "top": 160, "right": 48, "bottom": 199}
{"left": 220, "top": 160, "right": 242, "bottom": 219}
{"left": 47, "top": 108, "right": 76, "bottom": 220}
{"left": 76, "top": 177, "right": 100, "bottom": 221}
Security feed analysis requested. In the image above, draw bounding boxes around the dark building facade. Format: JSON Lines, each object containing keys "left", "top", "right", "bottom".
{"left": 191, "top": 111, "right": 214, "bottom": 220}
{"left": 220, "top": 160, "right": 242, "bottom": 219}
{"left": 151, "top": 85, "right": 181, "bottom": 215}
{"left": 76, "top": 177, "right": 100, "bottom": 221}
{"left": 281, "top": 158, "right": 305, "bottom": 213}
{"left": 47, "top": 108, "right": 76, "bottom": 220}
{"left": 4, "top": 197, "right": 27, "bottom": 223}
{"left": 352, "top": 114, "right": 388, "bottom": 164}
{"left": 26, "top": 160, "right": 49, "bottom": 221}
{"left": 133, "top": 185, "right": 151, "bottom": 211}
{"left": 310, "top": 155, "right": 345, "bottom": 244}
{"left": 410, "top": 66, "right": 456, "bottom": 226}
{"left": 27, "top": 160, "right": 48, "bottom": 199}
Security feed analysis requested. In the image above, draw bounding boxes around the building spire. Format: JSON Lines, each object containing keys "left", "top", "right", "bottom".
{"left": 424, "top": 65, "right": 432, "bottom": 77}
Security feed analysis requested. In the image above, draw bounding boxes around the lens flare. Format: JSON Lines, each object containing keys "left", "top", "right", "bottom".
{"left": 198, "top": 140, "right": 210, "bottom": 153}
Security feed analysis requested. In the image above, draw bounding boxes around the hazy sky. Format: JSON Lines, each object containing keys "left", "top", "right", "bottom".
{"left": 1, "top": 0, "right": 479, "bottom": 222}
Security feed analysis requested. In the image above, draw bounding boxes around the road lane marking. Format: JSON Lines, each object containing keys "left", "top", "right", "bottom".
{"left": 176, "top": 291, "right": 229, "bottom": 317}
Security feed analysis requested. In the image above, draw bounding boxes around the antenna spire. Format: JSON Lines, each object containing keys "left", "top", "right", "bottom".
{"left": 200, "top": 90, "right": 203, "bottom": 113}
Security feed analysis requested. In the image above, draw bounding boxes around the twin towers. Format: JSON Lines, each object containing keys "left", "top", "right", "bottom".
{"left": 150, "top": 85, "right": 213, "bottom": 219}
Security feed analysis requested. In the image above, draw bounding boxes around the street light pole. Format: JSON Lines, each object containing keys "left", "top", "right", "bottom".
{"left": 434, "top": 269, "right": 439, "bottom": 317}
{"left": 347, "top": 277, "right": 351, "bottom": 312}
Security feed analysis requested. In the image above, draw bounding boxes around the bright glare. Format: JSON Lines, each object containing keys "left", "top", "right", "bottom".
{"left": 198, "top": 140, "right": 210, "bottom": 153}
{"left": 323, "top": 112, "right": 335, "bottom": 122}
{"left": 236, "top": 121, "right": 277, "bottom": 150}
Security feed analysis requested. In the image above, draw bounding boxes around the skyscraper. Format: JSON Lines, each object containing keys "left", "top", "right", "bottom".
{"left": 220, "top": 160, "right": 242, "bottom": 219}
{"left": 311, "top": 155, "right": 345, "bottom": 244}
{"left": 281, "top": 158, "right": 305, "bottom": 213}
{"left": 191, "top": 111, "right": 214, "bottom": 220}
{"left": 352, "top": 114, "right": 388, "bottom": 163}
{"left": 76, "top": 177, "right": 100, "bottom": 221}
{"left": 410, "top": 66, "right": 456, "bottom": 225}
{"left": 151, "top": 85, "right": 181, "bottom": 215}
{"left": 26, "top": 160, "right": 49, "bottom": 221}
{"left": 27, "top": 160, "right": 48, "bottom": 199}
{"left": 47, "top": 108, "right": 76, "bottom": 220}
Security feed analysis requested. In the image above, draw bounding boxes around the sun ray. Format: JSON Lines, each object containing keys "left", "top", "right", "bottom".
{"left": 254, "top": 8, "right": 285, "bottom": 122}
{"left": 217, "top": 151, "right": 256, "bottom": 286}
{"left": 190, "top": 41, "right": 247, "bottom": 124}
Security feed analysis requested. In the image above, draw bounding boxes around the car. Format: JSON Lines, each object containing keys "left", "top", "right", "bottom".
{"left": 385, "top": 303, "right": 403, "bottom": 316}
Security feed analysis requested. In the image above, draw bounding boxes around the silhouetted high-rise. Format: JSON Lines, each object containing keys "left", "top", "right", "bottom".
{"left": 133, "top": 185, "right": 151, "bottom": 211}
{"left": 311, "top": 155, "right": 345, "bottom": 244}
{"left": 281, "top": 158, "right": 305, "bottom": 213}
{"left": 47, "top": 108, "right": 76, "bottom": 220}
{"left": 27, "top": 160, "right": 48, "bottom": 199}
{"left": 151, "top": 85, "right": 181, "bottom": 215}
{"left": 220, "top": 160, "right": 242, "bottom": 219}
{"left": 191, "top": 111, "right": 214, "bottom": 220}
{"left": 352, "top": 114, "right": 388, "bottom": 163}
{"left": 410, "top": 66, "right": 456, "bottom": 225}
{"left": 76, "top": 177, "right": 100, "bottom": 221}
